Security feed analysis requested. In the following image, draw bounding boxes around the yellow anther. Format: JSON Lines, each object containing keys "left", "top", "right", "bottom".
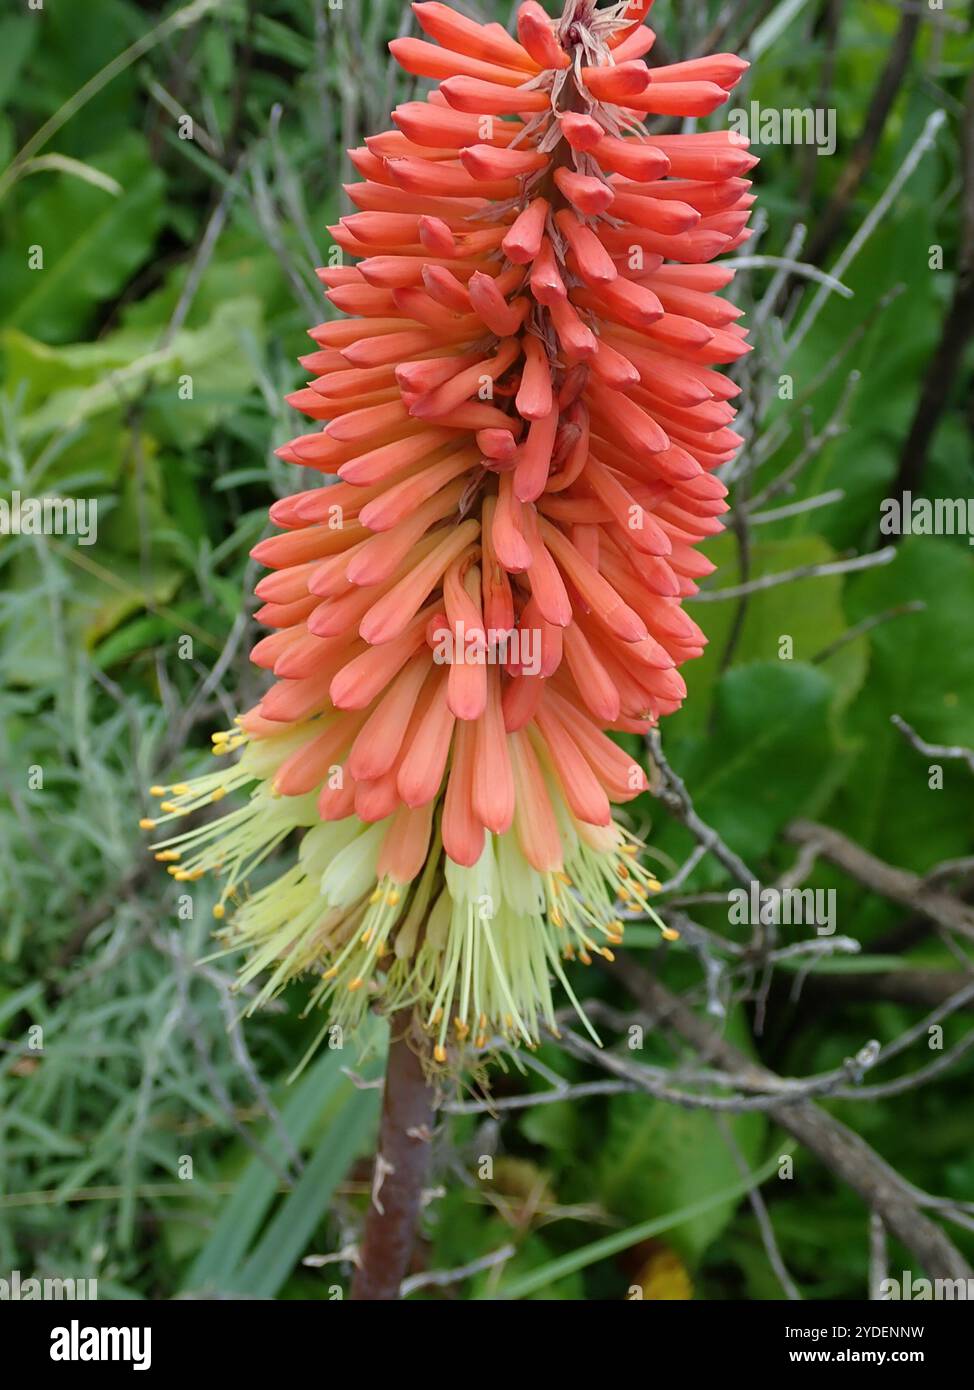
{"left": 433, "top": 1044, "right": 447, "bottom": 1064}
{"left": 579, "top": 950, "right": 592, "bottom": 965}
{"left": 139, "top": 818, "right": 156, "bottom": 830}
{"left": 211, "top": 787, "right": 227, "bottom": 801}
{"left": 347, "top": 977, "right": 365, "bottom": 992}
{"left": 149, "top": 785, "right": 166, "bottom": 797}
{"left": 453, "top": 1018, "right": 469, "bottom": 1038}
{"left": 211, "top": 731, "right": 230, "bottom": 743}
{"left": 601, "top": 948, "right": 615, "bottom": 962}
{"left": 361, "top": 928, "right": 374, "bottom": 944}
{"left": 431, "top": 1008, "right": 444, "bottom": 1025}
{"left": 661, "top": 926, "right": 680, "bottom": 942}
{"left": 172, "top": 783, "right": 191, "bottom": 795}
{"left": 387, "top": 890, "right": 400, "bottom": 906}
{"left": 475, "top": 1033, "right": 487, "bottom": 1049}
{"left": 160, "top": 801, "right": 178, "bottom": 813}
{"left": 647, "top": 878, "right": 662, "bottom": 893}
{"left": 369, "top": 888, "right": 383, "bottom": 905}
{"left": 621, "top": 843, "right": 638, "bottom": 856}
{"left": 212, "top": 904, "right": 226, "bottom": 920}
{"left": 323, "top": 966, "right": 339, "bottom": 980}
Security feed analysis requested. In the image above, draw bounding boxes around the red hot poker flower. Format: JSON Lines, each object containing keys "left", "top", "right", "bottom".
{"left": 145, "top": 0, "right": 757, "bottom": 1069}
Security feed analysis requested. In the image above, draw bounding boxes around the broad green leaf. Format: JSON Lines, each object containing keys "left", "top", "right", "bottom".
{"left": 667, "top": 661, "right": 840, "bottom": 867}
{"left": 2, "top": 133, "right": 164, "bottom": 342}
{"left": 677, "top": 534, "right": 868, "bottom": 735}
{"left": 829, "top": 538, "right": 974, "bottom": 871}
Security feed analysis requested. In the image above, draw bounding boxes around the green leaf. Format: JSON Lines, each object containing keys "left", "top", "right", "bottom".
{"left": 669, "top": 661, "right": 840, "bottom": 866}
{"left": 677, "top": 534, "right": 868, "bottom": 734}
{"left": 830, "top": 538, "right": 974, "bottom": 871}
{"left": 596, "top": 1001, "right": 768, "bottom": 1263}
{"left": 233, "top": 1084, "right": 380, "bottom": 1297}
{"left": 488, "top": 1144, "right": 788, "bottom": 1300}
{"left": 0, "top": 16, "right": 37, "bottom": 108}
{"left": 14, "top": 153, "right": 122, "bottom": 196}
{"left": 2, "top": 132, "right": 164, "bottom": 342}
{"left": 184, "top": 1021, "right": 385, "bottom": 1295}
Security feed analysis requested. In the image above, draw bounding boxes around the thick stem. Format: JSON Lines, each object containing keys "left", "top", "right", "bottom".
{"left": 350, "top": 1010, "right": 436, "bottom": 1300}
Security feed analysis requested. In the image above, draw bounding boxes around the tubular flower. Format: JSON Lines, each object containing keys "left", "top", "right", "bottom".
{"left": 146, "top": 0, "right": 756, "bottom": 1069}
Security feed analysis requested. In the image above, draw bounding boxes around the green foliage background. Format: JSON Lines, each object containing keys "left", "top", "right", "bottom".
{"left": 1, "top": 0, "right": 972, "bottom": 1300}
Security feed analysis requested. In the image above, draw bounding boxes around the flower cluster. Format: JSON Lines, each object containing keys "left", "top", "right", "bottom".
{"left": 145, "top": 0, "right": 755, "bottom": 1068}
